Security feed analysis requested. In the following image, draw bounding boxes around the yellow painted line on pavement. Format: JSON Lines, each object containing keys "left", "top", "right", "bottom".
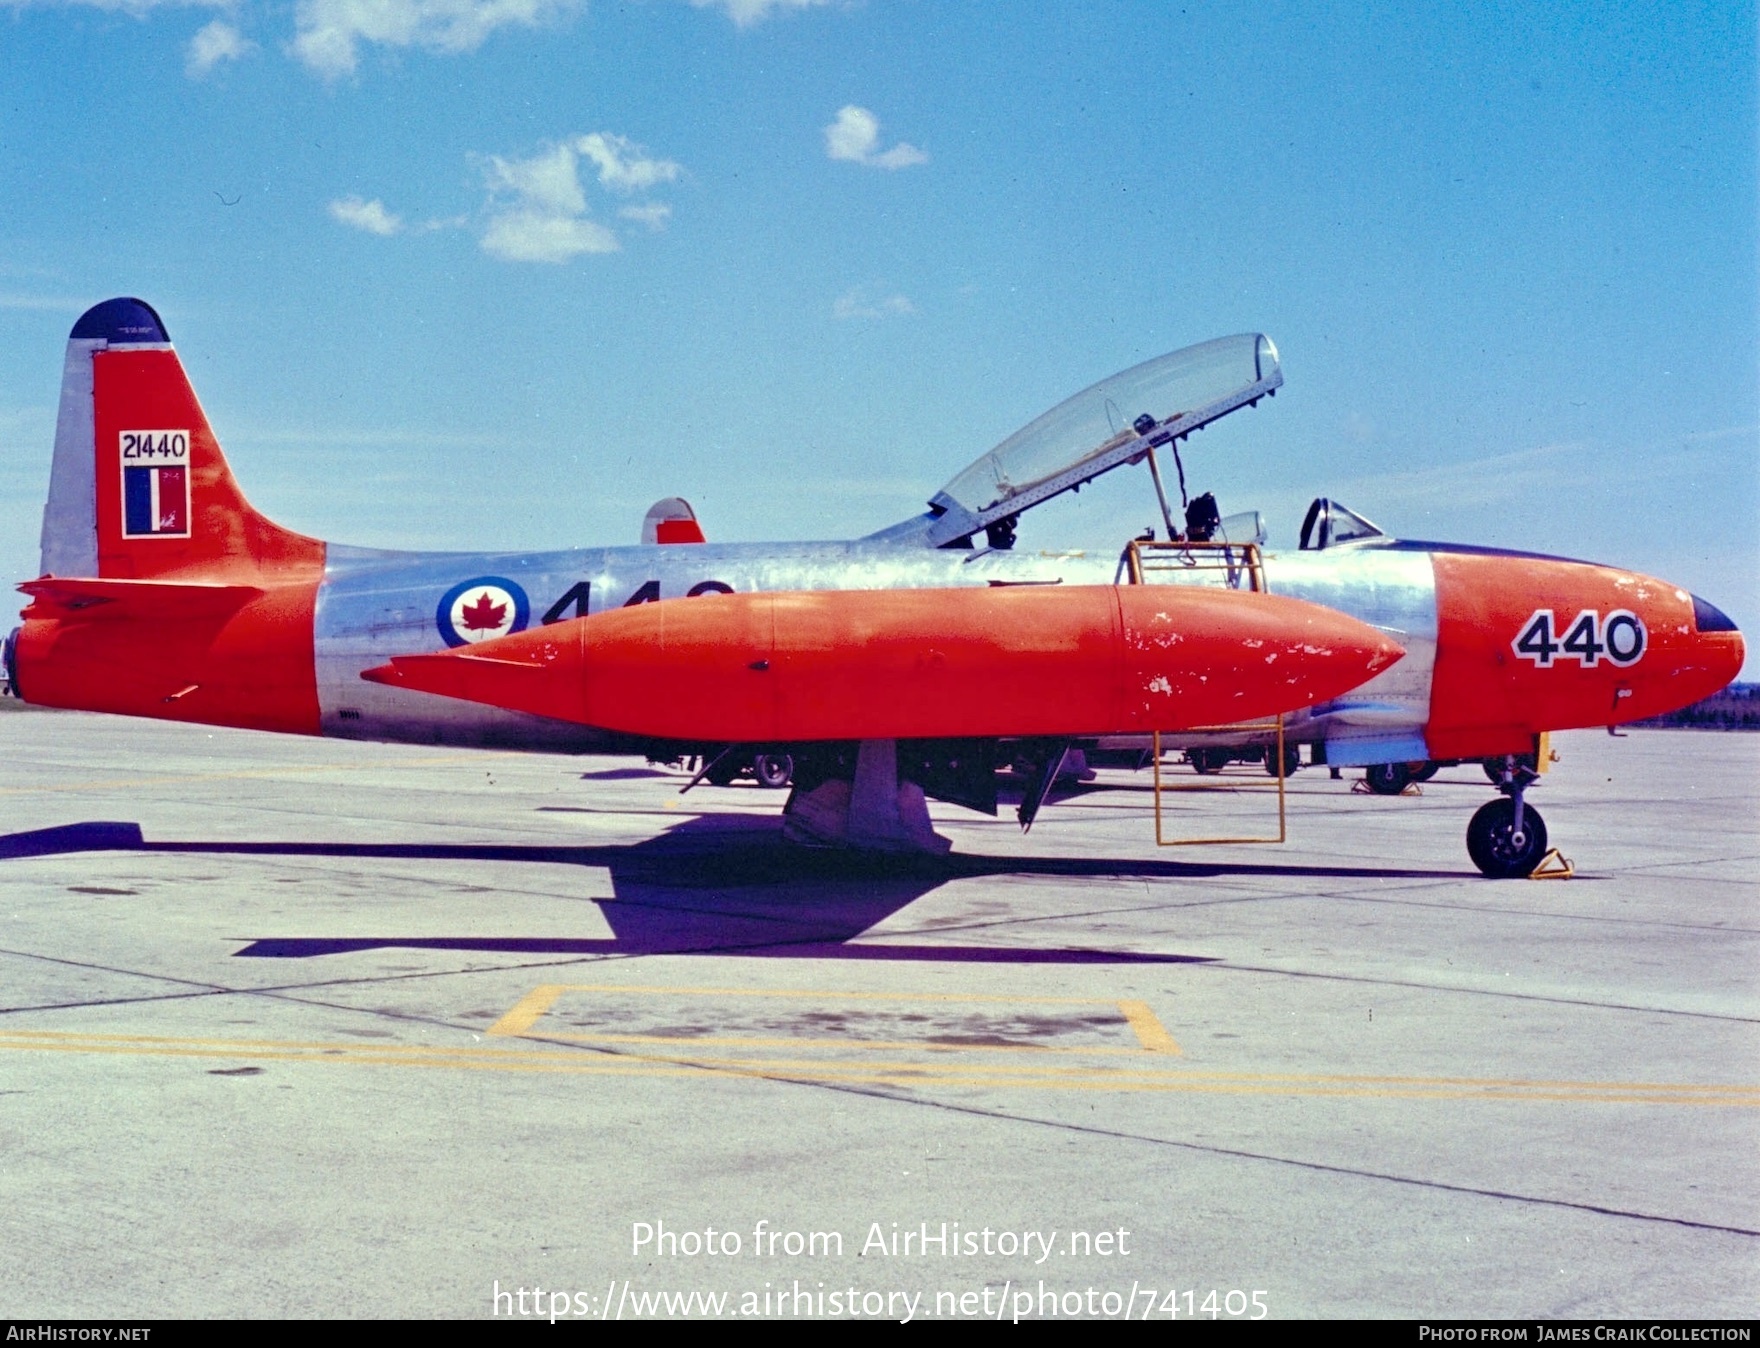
{"left": 3, "top": 1027, "right": 1755, "bottom": 1105}
{"left": 488, "top": 983, "right": 1181, "bottom": 1054}
{"left": 519, "top": 1031, "right": 1158, "bottom": 1055}
{"left": 1117, "top": 1000, "right": 1180, "bottom": 1053}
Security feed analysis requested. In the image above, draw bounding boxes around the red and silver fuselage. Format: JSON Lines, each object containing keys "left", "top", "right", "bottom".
{"left": 16, "top": 529, "right": 1742, "bottom": 766}
{"left": 10, "top": 298, "right": 1744, "bottom": 766}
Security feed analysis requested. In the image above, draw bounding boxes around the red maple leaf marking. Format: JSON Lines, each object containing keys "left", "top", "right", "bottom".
{"left": 459, "top": 591, "right": 508, "bottom": 633}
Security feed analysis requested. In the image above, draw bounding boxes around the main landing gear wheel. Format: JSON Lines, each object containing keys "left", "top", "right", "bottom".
{"left": 1411, "top": 760, "right": 1441, "bottom": 783}
{"left": 1264, "top": 745, "right": 1300, "bottom": 778}
{"left": 1188, "top": 748, "right": 1229, "bottom": 775}
{"left": 1466, "top": 797, "right": 1549, "bottom": 878}
{"left": 753, "top": 753, "right": 794, "bottom": 789}
{"left": 704, "top": 755, "right": 741, "bottom": 787}
{"left": 1362, "top": 761, "right": 1413, "bottom": 795}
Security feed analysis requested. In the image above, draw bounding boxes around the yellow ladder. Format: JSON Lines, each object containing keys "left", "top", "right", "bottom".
{"left": 1126, "top": 539, "right": 1267, "bottom": 590}
{"left": 1128, "top": 539, "right": 1288, "bottom": 847}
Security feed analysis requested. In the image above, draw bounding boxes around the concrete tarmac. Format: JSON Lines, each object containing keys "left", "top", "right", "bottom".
{"left": 0, "top": 708, "right": 1755, "bottom": 1319}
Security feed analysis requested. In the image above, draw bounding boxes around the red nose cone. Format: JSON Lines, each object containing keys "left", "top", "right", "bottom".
{"left": 1656, "top": 594, "right": 1745, "bottom": 715}
{"left": 1428, "top": 555, "right": 1747, "bottom": 756}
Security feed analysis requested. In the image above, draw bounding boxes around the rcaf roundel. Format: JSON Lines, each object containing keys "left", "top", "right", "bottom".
{"left": 436, "top": 576, "right": 530, "bottom": 648}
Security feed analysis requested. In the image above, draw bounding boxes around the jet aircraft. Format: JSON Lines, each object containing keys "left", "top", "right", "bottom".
{"left": 6, "top": 299, "right": 1743, "bottom": 876}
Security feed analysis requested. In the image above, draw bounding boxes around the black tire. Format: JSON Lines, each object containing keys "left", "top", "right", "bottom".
{"left": 753, "top": 753, "right": 793, "bottom": 789}
{"left": 1264, "top": 745, "right": 1300, "bottom": 777}
{"left": 1363, "top": 761, "right": 1413, "bottom": 795}
{"left": 1467, "top": 797, "right": 1549, "bottom": 878}
{"left": 704, "top": 755, "right": 742, "bottom": 787}
{"left": 1411, "top": 760, "right": 1441, "bottom": 783}
{"left": 1188, "top": 748, "right": 1228, "bottom": 775}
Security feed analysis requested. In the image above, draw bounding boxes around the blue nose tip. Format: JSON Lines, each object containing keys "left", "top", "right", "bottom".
{"left": 1692, "top": 595, "right": 1739, "bottom": 634}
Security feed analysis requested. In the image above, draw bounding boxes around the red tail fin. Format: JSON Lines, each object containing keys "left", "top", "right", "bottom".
{"left": 43, "top": 298, "right": 323, "bottom": 583}
{"left": 20, "top": 301, "right": 324, "bottom": 733}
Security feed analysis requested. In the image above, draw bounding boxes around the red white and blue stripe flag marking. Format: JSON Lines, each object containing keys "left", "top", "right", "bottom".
{"left": 120, "top": 429, "right": 191, "bottom": 538}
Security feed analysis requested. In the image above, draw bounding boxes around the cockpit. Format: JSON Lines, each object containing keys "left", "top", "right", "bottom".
{"left": 869, "top": 336, "right": 1407, "bottom": 559}
{"left": 1297, "top": 498, "right": 1387, "bottom": 551}
{"left": 891, "top": 333, "right": 1284, "bottom": 550}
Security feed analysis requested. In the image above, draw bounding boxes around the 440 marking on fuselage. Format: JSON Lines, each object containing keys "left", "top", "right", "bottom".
{"left": 436, "top": 575, "right": 741, "bottom": 646}
{"left": 537, "top": 577, "right": 736, "bottom": 626}
{"left": 1512, "top": 608, "right": 1647, "bottom": 670}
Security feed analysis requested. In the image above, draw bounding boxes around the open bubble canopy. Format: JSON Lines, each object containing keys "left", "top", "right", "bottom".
{"left": 924, "top": 334, "right": 1281, "bottom": 547}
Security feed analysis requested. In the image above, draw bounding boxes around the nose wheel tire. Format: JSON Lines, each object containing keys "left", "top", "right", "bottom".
{"left": 1467, "top": 797, "right": 1549, "bottom": 878}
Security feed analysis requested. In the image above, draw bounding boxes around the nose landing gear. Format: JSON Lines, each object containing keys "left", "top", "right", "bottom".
{"left": 1467, "top": 756, "right": 1548, "bottom": 878}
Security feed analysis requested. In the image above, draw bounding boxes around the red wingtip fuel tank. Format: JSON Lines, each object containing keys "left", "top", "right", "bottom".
{"left": 1425, "top": 553, "right": 1745, "bottom": 759}
{"left": 363, "top": 584, "right": 1405, "bottom": 742}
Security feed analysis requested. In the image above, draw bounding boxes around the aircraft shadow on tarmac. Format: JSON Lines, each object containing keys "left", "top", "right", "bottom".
{"left": 0, "top": 817, "right": 1460, "bottom": 964}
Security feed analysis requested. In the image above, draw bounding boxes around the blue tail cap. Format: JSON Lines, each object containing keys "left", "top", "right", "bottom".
{"left": 70, "top": 297, "right": 169, "bottom": 344}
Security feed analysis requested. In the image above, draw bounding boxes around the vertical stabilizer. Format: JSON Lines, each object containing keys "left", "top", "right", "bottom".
{"left": 39, "top": 298, "right": 323, "bottom": 583}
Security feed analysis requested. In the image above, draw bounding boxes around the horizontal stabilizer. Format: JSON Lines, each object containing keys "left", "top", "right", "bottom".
{"left": 19, "top": 575, "right": 265, "bottom": 620}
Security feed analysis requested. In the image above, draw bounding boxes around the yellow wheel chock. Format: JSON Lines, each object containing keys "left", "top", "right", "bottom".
{"left": 1350, "top": 779, "right": 1422, "bottom": 796}
{"left": 1527, "top": 848, "right": 1575, "bottom": 880}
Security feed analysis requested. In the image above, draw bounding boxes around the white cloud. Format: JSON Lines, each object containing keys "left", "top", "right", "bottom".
{"left": 185, "top": 17, "right": 253, "bottom": 74}
{"left": 329, "top": 195, "right": 404, "bottom": 236}
{"left": 478, "top": 136, "right": 678, "bottom": 263}
{"left": 291, "top": 0, "right": 577, "bottom": 78}
{"left": 869, "top": 142, "right": 928, "bottom": 171}
{"left": 480, "top": 209, "right": 618, "bottom": 263}
{"left": 824, "top": 105, "right": 879, "bottom": 161}
{"left": 485, "top": 142, "right": 586, "bottom": 217}
{"left": 326, "top": 133, "right": 678, "bottom": 264}
{"left": 576, "top": 133, "right": 682, "bottom": 194}
{"left": 689, "top": 0, "right": 827, "bottom": 27}
{"left": 824, "top": 105, "right": 926, "bottom": 170}
{"left": 833, "top": 286, "right": 915, "bottom": 320}
{"left": 618, "top": 203, "right": 673, "bottom": 231}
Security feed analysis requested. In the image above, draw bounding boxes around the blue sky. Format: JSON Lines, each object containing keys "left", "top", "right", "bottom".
{"left": 2, "top": 1, "right": 1755, "bottom": 671}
